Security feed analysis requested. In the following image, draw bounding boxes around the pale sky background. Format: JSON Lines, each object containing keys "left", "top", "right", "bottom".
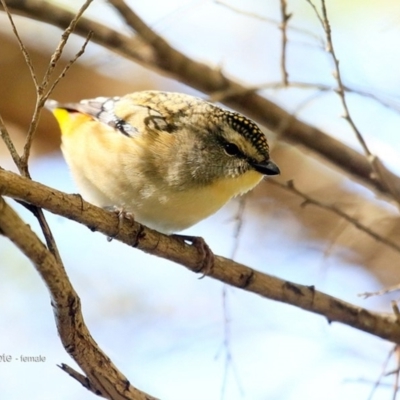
{"left": 1, "top": 1, "right": 400, "bottom": 399}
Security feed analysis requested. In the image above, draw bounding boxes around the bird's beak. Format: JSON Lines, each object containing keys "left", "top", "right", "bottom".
{"left": 252, "top": 160, "right": 280, "bottom": 176}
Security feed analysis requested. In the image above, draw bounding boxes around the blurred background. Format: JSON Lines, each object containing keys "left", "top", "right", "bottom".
{"left": 1, "top": 0, "right": 400, "bottom": 399}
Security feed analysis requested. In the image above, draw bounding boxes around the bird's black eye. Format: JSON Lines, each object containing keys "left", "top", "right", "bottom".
{"left": 224, "top": 142, "right": 240, "bottom": 156}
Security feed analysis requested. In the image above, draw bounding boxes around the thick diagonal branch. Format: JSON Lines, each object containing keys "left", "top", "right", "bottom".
{"left": 1, "top": 168, "right": 400, "bottom": 344}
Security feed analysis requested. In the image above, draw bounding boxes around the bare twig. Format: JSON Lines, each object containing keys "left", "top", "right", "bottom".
{"left": 268, "top": 179, "right": 400, "bottom": 256}
{"left": 215, "top": 0, "right": 279, "bottom": 24}
{"left": 58, "top": 364, "right": 94, "bottom": 393}
{"left": 0, "top": 0, "right": 38, "bottom": 88}
{"left": 44, "top": 31, "right": 93, "bottom": 101}
{"left": 1, "top": 0, "right": 93, "bottom": 264}
{"left": 318, "top": 0, "right": 371, "bottom": 156}
{"left": 0, "top": 113, "right": 20, "bottom": 165}
{"left": 307, "top": 0, "right": 400, "bottom": 203}
{"left": 20, "top": 0, "right": 94, "bottom": 175}
{"left": 306, "top": 0, "right": 371, "bottom": 154}
{"left": 279, "top": 0, "right": 291, "bottom": 85}
{"left": 360, "top": 284, "right": 400, "bottom": 300}
{"left": 394, "top": 348, "right": 400, "bottom": 400}
{"left": 214, "top": 0, "right": 323, "bottom": 46}
{"left": 2, "top": 168, "right": 400, "bottom": 343}
{"left": 210, "top": 80, "right": 400, "bottom": 115}
{"left": 383, "top": 348, "right": 400, "bottom": 400}
{"left": 230, "top": 196, "right": 247, "bottom": 261}
{"left": 0, "top": 110, "right": 62, "bottom": 261}
{"left": 305, "top": 0, "right": 324, "bottom": 26}
{"left": 219, "top": 196, "right": 247, "bottom": 399}
{"left": 218, "top": 284, "right": 244, "bottom": 400}
{"left": 220, "top": 285, "right": 230, "bottom": 400}
{"left": 220, "top": 284, "right": 231, "bottom": 400}
{"left": 40, "top": 0, "right": 92, "bottom": 92}
{"left": 368, "top": 346, "right": 396, "bottom": 400}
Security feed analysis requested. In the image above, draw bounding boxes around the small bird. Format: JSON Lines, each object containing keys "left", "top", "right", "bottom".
{"left": 46, "top": 91, "right": 279, "bottom": 235}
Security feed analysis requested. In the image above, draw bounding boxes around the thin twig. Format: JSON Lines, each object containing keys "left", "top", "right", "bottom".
{"left": 307, "top": 0, "right": 400, "bottom": 203}
{"left": 219, "top": 196, "right": 247, "bottom": 399}
{"left": 394, "top": 348, "right": 400, "bottom": 400}
{"left": 44, "top": 31, "right": 93, "bottom": 104}
{"left": 302, "top": 0, "right": 400, "bottom": 112}
{"left": 214, "top": 0, "right": 323, "bottom": 46}
{"left": 20, "top": 0, "right": 94, "bottom": 174}
{"left": 215, "top": 0, "right": 279, "bottom": 24}
{"left": 40, "top": 0, "right": 93, "bottom": 93}
{"left": 218, "top": 284, "right": 244, "bottom": 400}
{"left": 2, "top": 1, "right": 93, "bottom": 263}
{"left": 0, "top": 113, "right": 21, "bottom": 166}
{"left": 279, "top": 0, "right": 291, "bottom": 85}
{"left": 268, "top": 179, "right": 400, "bottom": 256}
{"left": 318, "top": 0, "right": 372, "bottom": 156}
{"left": 0, "top": 1, "right": 24, "bottom": 170}
{"left": 219, "top": 284, "right": 230, "bottom": 400}
{"left": 368, "top": 346, "right": 396, "bottom": 400}
{"left": 0, "top": 0, "right": 38, "bottom": 89}
{"left": 305, "top": 0, "right": 324, "bottom": 26}
{"left": 231, "top": 196, "right": 247, "bottom": 261}
{"left": 209, "top": 80, "right": 400, "bottom": 115}
{"left": 359, "top": 284, "right": 400, "bottom": 300}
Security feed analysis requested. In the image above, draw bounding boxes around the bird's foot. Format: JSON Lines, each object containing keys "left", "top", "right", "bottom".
{"left": 104, "top": 206, "right": 135, "bottom": 241}
{"left": 172, "top": 234, "right": 214, "bottom": 278}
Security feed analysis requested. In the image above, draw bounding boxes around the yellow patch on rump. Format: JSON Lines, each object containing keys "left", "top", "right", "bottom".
{"left": 52, "top": 108, "right": 93, "bottom": 137}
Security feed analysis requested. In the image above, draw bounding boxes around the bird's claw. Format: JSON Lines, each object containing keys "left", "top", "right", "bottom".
{"left": 172, "top": 234, "right": 214, "bottom": 278}
{"left": 104, "top": 206, "right": 135, "bottom": 241}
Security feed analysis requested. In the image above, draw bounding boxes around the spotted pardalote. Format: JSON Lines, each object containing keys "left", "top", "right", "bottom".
{"left": 46, "top": 91, "right": 279, "bottom": 234}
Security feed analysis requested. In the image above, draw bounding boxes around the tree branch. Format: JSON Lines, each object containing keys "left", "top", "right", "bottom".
{"left": 1, "top": 167, "right": 399, "bottom": 344}
{"left": 0, "top": 195, "right": 157, "bottom": 400}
